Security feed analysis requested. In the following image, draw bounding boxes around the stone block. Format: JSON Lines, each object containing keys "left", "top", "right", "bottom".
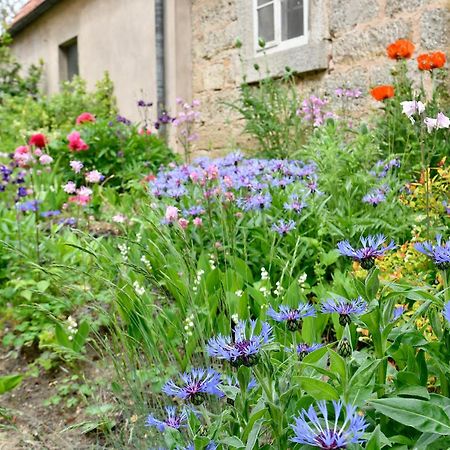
{"left": 333, "top": 19, "right": 411, "bottom": 63}
{"left": 203, "top": 63, "right": 226, "bottom": 91}
{"left": 330, "top": 0, "right": 380, "bottom": 36}
{"left": 420, "top": 8, "right": 449, "bottom": 50}
{"left": 386, "top": 0, "right": 431, "bottom": 16}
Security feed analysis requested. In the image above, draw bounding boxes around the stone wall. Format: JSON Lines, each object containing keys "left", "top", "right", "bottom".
{"left": 190, "top": 0, "right": 449, "bottom": 154}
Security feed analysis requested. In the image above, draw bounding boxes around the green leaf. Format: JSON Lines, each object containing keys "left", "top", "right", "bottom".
{"left": 55, "top": 323, "right": 71, "bottom": 348}
{"left": 365, "top": 267, "right": 380, "bottom": 300}
{"left": 297, "top": 377, "right": 339, "bottom": 400}
{"left": 72, "top": 321, "right": 90, "bottom": 353}
{"left": 370, "top": 398, "right": 450, "bottom": 435}
{"left": 0, "top": 374, "right": 23, "bottom": 395}
{"left": 366, "top": 425, "right": 381, "bottom": 450}
{"left": 328, "top": 349, "right": 347, "bottom": 384}
{"left": 245, "top": 418, "right": 265, "bottom": 450}
{"left": 220, "top": 436, "right": 245, "bottom": 448}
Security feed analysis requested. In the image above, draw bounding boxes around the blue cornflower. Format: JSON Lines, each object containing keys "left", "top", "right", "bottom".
{"left": 321, "top": 296, "right": 367, "bottom": 326}
{"left": 337, "top": 234, "right": 396, "bottom": 269}
{"left": 162, "top": 368, "right": 223, "bottom": 405}
{"left": 414, "top": 235, "right": 450, "bottom": 270}
{"left": 40, "top": 210, "right": 61, "bottom": 218}
{"left": 291, "top": 401, "right": 368, "bottom": 449}
{"left": 267, "top": 303, "right": 316, "bottom": 331}
{"left": 241, "top": 192, "right": 272, "bottom": 211}
{"left": 283, "top": 195, "right": 307, "bottom": 213}
{"left": 295, "top": 343, "right": 324, "bottom": 361}
{"left": 393, "top": 305, "right": 405, "bottom": 321}
{"left": 182, "top": 442, "right": 217, "bottom": 450}
{"left": 271, "top": 219, "right": 296, "bottom": 236}
{"left": 16, "top": 200, "right": 41, "bottom": 212}
{"left": 145, "top": 406, "right": 188, "bottom": 432}
{"left": 17, "top": 186, "right": 28, "bottom": 197}
{"left": 362, "top": 188, "right": 386, "bottom": 205}
{"left": 183, "top": 205, "right": 205, "bottom": 217}
{"left": 443, "top": 302, "right": 450, "bottom": 326}
{"left": 207, "top": 320, "right": 272, "bottom": 367}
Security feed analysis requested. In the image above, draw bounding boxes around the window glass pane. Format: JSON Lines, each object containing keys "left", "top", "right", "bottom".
{"left": 281, "top": 0, "right": 304, "bottom": 41}
{"left": 257, "top": 0, "right": 272, "bottom": 5}
{"left": 66, "top": 42, "right": 79, "bottom": 80}
{"left": 257, "top": 4, "right": 275, "bottom": 42}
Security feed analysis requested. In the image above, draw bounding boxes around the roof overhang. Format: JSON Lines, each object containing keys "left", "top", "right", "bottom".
{"left": 9, "top": 0, "right": 62, "bottom": 36}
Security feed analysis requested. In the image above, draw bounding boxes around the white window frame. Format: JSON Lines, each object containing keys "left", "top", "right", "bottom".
{"left": 253, "top": 0, "right": 309, "bottom": 55}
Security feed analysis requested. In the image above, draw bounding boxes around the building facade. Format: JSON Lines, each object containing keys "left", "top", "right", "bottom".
{"left": 9, "top": 0, "right": 450, "bottom": 153}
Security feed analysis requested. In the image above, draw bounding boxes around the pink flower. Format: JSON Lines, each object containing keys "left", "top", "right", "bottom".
{"left": 13, "top": 146, "right": 33, "bottom": 167}
{"left": 178, "top": 218, "right": 189, "bottom": 229}
{"left": 77, "top": 186, "right": 93, "bottom": 196}
{"left": 39, "top": 154, "right": 53, "bottom": 165}
{"left": 76, "top": 112, "right": 96, "bottom": 125}
{"left": 138, "top": 127, "right": 152, "bottom": 135}
{"left": 85, "top": 170, "right": 104, "bottom": 183}
{"left": 69, "top": 160, "right": 84, "bottom": 173}
{"left": 193, "top": 217, "right": 203, "bottom": 227}
{"left": 165, "top": 206, "right": 179, "bottom": 223}
{"left": 63, "top": 181, "right": 77, "bottom": 194}
{"left": 34, "top": 148, "right": 43, "bottom": 157}
{"left": 68, "top": 195, "right": 91, "bottom": 206}
{"left": 112, "top": 214, "right": 126, "bottom": 223}
{"left": 67, "top": 131, "right": 89, "bottom": 152}
{"left": 29, "top": 133, "right": 47, "bottom": 148}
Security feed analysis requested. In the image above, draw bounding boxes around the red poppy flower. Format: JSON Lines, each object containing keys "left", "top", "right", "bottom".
{"left": 370, "top": 85, "right": 395, "bottom": 101}
{"left": 386, "top": 39, "right": 415, "bottom": 60}
{"left": 418, "top": 51, "right": 446, "bottom": 71}
{"left": 29, "top": 133, "right": 47, "bottom": 148}
{"left": 430, "top": 51, "right": 446, "bottom": 69}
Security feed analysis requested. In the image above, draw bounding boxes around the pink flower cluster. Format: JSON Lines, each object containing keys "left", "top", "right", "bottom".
{"left": 173, "top": 97, "right": 201, "bottom": 142}
{"left": 296, "top": 95, "right": 335, "bottom": 127}
{"left": 164, "top": 205, "right": 203, "bottom": 229}
{"left": 13, "top": 145, "right": 53, "bottom": 168}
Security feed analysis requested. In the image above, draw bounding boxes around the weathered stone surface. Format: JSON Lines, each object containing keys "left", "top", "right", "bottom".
{"left": 330, "top": 0, "right": 380, "bottom": 36}
{"left": 203, "top": 63, "right": 226, "bottom": 91}
{"left": 420, "top": 8, "right": 449, "bottom": 50}
{"left": 333, "top": 19, "right": 411, "bottom": 63}
{"left": 386, "top": 0, "right": 431, "bottom": 16}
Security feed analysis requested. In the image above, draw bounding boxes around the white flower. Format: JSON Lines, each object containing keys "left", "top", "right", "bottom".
{"left": 424, "top": 112, "right": 450, "bottom": 133}
{"left": 112, "top": 214, "right": 126, "bottom": 223}
{"left": 231, "top": 313, "right": 239, "bottom": 324}
{"left": 63, "top": 181, "right": 77, "bottom": 194}
{"left": 400, "top": 100, "right": 425, "bottom": 123}
{"left": 235, "top": 290, "right": 243, "bottom": 297}
{"left": 69, "top": 160, "right": 83, "bottom": 173}
{"left": 298, "top": 273, "right": 307, "bottom": 285}
{"left": 261, "top": 267, "right": 269, "bottom": 280}
{"left": 132, "top": 281, "right": 145, "bottom": 296}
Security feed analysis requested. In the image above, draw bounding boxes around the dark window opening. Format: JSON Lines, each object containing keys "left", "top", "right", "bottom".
{"left": 59, "top": 37, "right": 79, "bottom": 82}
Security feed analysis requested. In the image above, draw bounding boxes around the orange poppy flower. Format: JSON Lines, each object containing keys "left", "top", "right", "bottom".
{"left": 386, "top": 39, "right": 415, "bottom": 60}
{"left": 418, "top": 51, "right": 446, "bottom": 70}
{"left": 371, "top": 85, "right": 395, "bottom": 101}
{"left": 430, "top": 51, "right": 446, "bottom": 69}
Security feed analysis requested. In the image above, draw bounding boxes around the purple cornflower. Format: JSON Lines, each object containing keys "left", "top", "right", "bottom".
{"left": 362, "top": 188, "right": 386, "bottom": 205}
{"left": 291, "top": 401, "right": 368, "bottom": 449}
{"left": 295, "top": 343, "right": 324, "bottom": 361}
{"left": 58, "top": 217, "right": 77, "bottom": 226}
{"left": 337, "top": 234, "right": 396, "bottom": 269}
{"left": 393, "top": 305, "right": 405, "bottom": 321}
{"left": 284, "top": 195, "right": 307, "bottom": 213}
{"left": 207, "top": 320, "right": 272, "bottom": 367}
{"left": 17, "top": 186, "right": 28, "bottom": 197}
{"left": 16, "top": 200, "right": 40, "bottom": 212}
{"left": 116, "top": 115, "right": 132, "bottom": 125}
{"left": 443, "top": 302, "right": 450, "bottom": 326}
{"left": 267, "top": 303, "right": 316, "bottom": 331}
{"left": 40, "top": 210, "right": 61, "bottom": 218}
{"left": 414, "top": 235, "right": 450, "bottom": 270}
{"left": 183, "top": 442, "right": 217, "bottom": 450}
{"left": 241, "top": 192, "right": 272, "bottom": 211}
{"left": 145, "top": 406, "right": 187, "bottom": 432}
{"left": 271, "top": 219, "right": 296, "bottom": 236}
{"left": 321, "top": 296, "right": 367, "bottom": 326}
{"left": 162, "top": 368, "right": 223, "bottom": 405}
{"left": 137, "top": 99, "right": 153, "bottom": 108}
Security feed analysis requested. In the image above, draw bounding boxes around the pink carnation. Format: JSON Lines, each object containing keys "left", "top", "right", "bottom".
{"left": 69, "top": 160, "right": 84, "bottom": 173}
{"left": 67, "top": 131, "right": 89, "bottom": 152}
{"left": 39, "top": 154, "right": 53, "bottom": 165}
{"left": 178, "top": 218, "right": 189, "bottom": 229}
{"left": 193, "top": 217, "right": 203, "bottom": 227}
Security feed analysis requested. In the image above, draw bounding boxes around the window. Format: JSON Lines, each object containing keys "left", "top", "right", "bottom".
{"left": 237, "top": 0, "right": 329, "bottom": 82}
{"left": 59, "top": 37, "right": 79, "bottom": 82}
{"left": 255, "top": 0, "right": 308, "bottom": 52}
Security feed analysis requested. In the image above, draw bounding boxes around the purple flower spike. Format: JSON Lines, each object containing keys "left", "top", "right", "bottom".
{"left": 145, "top": 406, "right": 187, "bottom": 432}
{"left": 337, "top": 234, "right": 396, "bottom": 269}
{"left": 321, "top": 296, "right": 367, "bottom": 326}
{"left": 415, "top": 235, "right": 450, "bottom": 270}
{"left": 295, "top": 343, "right": 324, "bottom": 361}
{"left": 267, "top": 303, "right": 316, "bottom": 331}
{"left": 291, "top": 401, "right": 368, "bottom": 449}
{"left": 162, "top": 368, "right": 223, "bottom": 405}
{"left": 207, "top": 320, "right": 273, "bottom": 367}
